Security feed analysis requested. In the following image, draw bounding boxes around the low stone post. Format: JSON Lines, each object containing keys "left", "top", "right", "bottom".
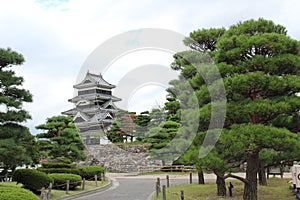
{"left": 47, "top": 183, "right": 52, "bottom": 199}
{"left": 180, "top": 190, "right": 184, "bottom": 200}
{"left": 156, "top": 181, "right": 159, "bottom": 199}
{"left": 66, "top": 180, "right": 70, "bottom": 194}
{"left": 157, "top": 177, "right": 161, "bottom": 192}
{"left": 40, "top": 187, "right": 47, "bottom": 200}
{"left": 95, "top": 175, "right": 98, "bottom": 187}
{"left": 82, "top": 178, "right": 85, "bottom": 190}
{"left": 228, "top": 182, "right": 234, "bottom": 197}
{"left": 166, "top": 175, "right": 169, "bottom": 187}
{"left": 162, "top": 185, "right": 166, "bottom": 200}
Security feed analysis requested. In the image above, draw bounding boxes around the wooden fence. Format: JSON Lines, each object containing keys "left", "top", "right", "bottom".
{"left": 138, "top": 165, "right": 195, "bottom": 172}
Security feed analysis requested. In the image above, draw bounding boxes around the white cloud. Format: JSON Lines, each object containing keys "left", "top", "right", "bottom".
{"left": 126, "top": 84, "right": 167, "bottom": 113}
{"left": 1, "top": 0, "right": 300, "bottom": 134}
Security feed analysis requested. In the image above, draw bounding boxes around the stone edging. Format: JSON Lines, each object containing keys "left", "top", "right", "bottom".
{"left": 58, "top": 178, "right": 113, "bottom": 200}
{"left": 147, "top": 190, "right": 156, "bottom": 200}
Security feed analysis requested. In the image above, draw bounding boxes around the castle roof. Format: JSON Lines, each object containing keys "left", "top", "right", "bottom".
{"left": 68, "top": 93, "right": 121, "bottom": 103}
{"left": 61, "top": 100, "right": 119, "bottom": 116}
{"left": 74, "top": 71, "right": 115, "bottom": 89}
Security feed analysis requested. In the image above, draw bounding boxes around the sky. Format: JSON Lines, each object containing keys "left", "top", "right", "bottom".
{"left": 1, "top": 0, "right": 300, "bottom": 134}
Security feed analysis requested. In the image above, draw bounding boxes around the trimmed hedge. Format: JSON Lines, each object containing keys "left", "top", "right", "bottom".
{"left": 0, "top": 186, "right": 39, "bottom": 200}
{"left": 12, "top": 169, "right": 53, "bottom": 193}
{"left": 41, "top": 162, "right": 75, "bottom": 169}
{"left": 38, "top": 167, "right": 80, "bottom": 175}
{"left": 48, "top": 173, "right": 82, "bottom": 190}
{"left": 77, "top": 166, "right": 105, "bottom": 180}
{"left": 55, "top": 156, "right": 72, "bottom": 164}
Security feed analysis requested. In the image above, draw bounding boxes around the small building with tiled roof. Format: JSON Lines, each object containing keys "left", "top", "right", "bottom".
{"left": 62, "top": 71, "right": 121, "bottom": 145}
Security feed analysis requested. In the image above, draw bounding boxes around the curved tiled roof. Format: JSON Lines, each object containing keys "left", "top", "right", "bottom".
{"left": 74, "top": 72, "right": 115, "bottom": 89}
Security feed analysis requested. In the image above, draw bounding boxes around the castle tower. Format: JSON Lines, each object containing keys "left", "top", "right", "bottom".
{"left": 62, "top": 71, "right": 121, "bottom": 145}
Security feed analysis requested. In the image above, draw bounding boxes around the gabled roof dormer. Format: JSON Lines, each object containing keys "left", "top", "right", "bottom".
{"left": 90, "top": 112, "right": 113, "bottom": 123}
{"left": 101, "top": 100, "right": 118, "bottom": 110}
{"left": 73, "top": 111, "right": 90, "bottom": 123}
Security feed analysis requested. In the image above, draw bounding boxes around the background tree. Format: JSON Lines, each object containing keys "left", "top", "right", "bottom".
{"left": 0, "top": 123, "right": 39, "bottom": 170}
{"left": 107, "top": 121, "right": 123, "bottom": 143}
{"left": 107, "top": 109, "right": 163, "bottom": 143}
{"left": 36, "top": 115, "right": 86, "bottom": 162}
{"left": 0, "top": 47, "right": 38, "bottom": 170}
{"left": 142, "top": 120, "right": 180, "bottom": 165}
{"left": 134, "top": 111, "right": 151, "bottom": 140}
{"left": 107, "top": 111, "right": 137, "bottom": 143}
{"left": 170, "top": 29, "right": 226, "bottom": 191}
{"left": 118, "top": 112, "right": 137, "bottom": 142}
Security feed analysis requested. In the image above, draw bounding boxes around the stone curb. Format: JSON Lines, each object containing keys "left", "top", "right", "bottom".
{"left": 58, "top": 178, "right": 113, "bottom": 200}
{"left": 147, "top": 191, "right": 156, "bottom": 200}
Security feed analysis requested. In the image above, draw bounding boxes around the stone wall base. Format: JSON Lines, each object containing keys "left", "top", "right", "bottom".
{"left": 83, "top": 144, "right": 162, "bottom": 172}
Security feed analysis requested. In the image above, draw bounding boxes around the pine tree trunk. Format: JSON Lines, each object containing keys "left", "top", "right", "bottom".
{"left": 198, "top": 169, "right": 205, "bottom": 184}
{"left": 216, "top": 175, "right": 226, "bottom": 196}
{"left": 243, "top": 151, "right": 259, "bottom": 200}
{"left": 258, "top": 162, "right": 267, "bottom": 186}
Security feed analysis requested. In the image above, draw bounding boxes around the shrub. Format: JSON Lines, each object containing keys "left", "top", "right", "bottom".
{"left": 0, "top": 186, "right": 39, "bottom": 200}
{"left": 38, "top": 167, "right": 80, "bottom": 175}
{"left": 41, "top": 162, "right": 75, "bottom": 169}
{"left": 55, "top": 156, "right": 72, "bottom": 164}
{"left": 12, "top": 169, "right": 53, "bottom": 193}
{"left": 77, "top": 166, "right": 105, "bottom": 180}
{"left": 48, "top": 173, "right": 82, "bottom": 190}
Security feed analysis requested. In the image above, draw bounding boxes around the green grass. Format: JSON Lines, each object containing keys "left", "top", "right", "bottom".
{"left": 0, "top": 178, "right": 109, "bottom": 200}
{"left": 0, "top": 181, "right": 22, "bottom": 188}
{"left": 49, "top": 179, "right": 109, "bottom": 200}
{"left": 151, "top": 178, "right": 295, "bottom": 200}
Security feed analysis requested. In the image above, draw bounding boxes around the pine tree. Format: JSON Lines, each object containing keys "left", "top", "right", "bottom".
{"left": 36, "top": 115, "right": 86, "bottom": 162}
{"left": 0, "top": 48, "right": 32, "bottom": 123}
{"left": 0, "top": 48, "right": 38, "bottom": 170}
{"left": 170, "top": 18, "right": 300, "bottom": 200}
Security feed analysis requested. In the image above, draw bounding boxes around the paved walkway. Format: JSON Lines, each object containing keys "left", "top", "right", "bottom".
{"left": 73, "top": 173, "right": 199, "bottom": 200}
{"left": 73, "top": 172, "right": 292, "bottom": 200}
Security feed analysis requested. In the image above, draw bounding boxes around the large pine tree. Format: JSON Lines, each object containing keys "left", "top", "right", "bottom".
{"left": 170, "top": 18, "right": 300, "bottom": 200}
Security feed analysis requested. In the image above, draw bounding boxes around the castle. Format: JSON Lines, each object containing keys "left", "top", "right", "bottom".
{"left": 62, "top": 71, "right": 121, "bottom": 145}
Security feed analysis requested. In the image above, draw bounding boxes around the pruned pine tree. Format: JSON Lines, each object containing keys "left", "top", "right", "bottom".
{"left": 0, "top": 48, "right": 38, "bottom": 170}
{"left": 170, "top": 18, "right": 300, "bottom": 200}
{"left": 36, "top": 115, "right": 86, "bottom": 162}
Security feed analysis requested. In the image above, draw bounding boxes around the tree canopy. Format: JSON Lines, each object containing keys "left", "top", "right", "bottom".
{"left": 36, "top": 115, "right": 86, "bottom": 162}
{"left": 0, "top": 48, "right": 32, "bottom": 124}
{"left": 0, "top": 123, "right": 39, "bottom": 169}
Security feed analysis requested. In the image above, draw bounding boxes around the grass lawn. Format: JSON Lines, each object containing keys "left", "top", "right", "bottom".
{"left": 0, "top": 181, "right": 22, "bottom": 188}
{"left": 0, "top": 178, "right": 109, "bottom": 200}
{"left": 49, "top": 179, "right": 109, "bottom": 200}
{"left": 151, "top": 178, "right": 295, "bottom": 200}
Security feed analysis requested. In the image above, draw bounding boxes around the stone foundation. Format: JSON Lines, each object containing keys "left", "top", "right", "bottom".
{"left": 84, "top": 144, "right": 162, "bottom": 172}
